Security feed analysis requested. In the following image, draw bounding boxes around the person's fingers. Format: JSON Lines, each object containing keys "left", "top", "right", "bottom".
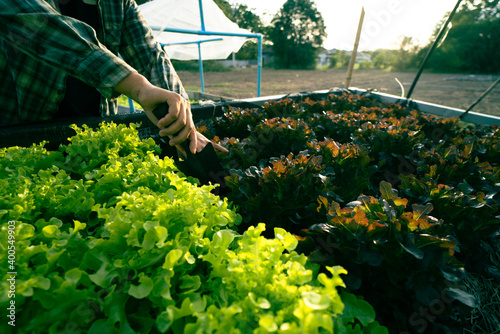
{"left": 159, "top": 118, "right": 186, "bottom": 137}
{"left": 163, "top": 120, "right": 195, "bottom": 147}
{"left": 212, "top": 141, "right": 229, "bottom": 153}
{"left": 189, "top": 130, "right": 198, "bottom": 154}
{"left": 157, "top": 94, "right": 189, "bottom": 129}
{"left": 157, "top": 108, "right": 179, "bottom": 129}
{"left": 192, "top": 132, "right": 228, "bottom": 153}
{"left": 159, "top": 102, "right": 193, "bottom": 137}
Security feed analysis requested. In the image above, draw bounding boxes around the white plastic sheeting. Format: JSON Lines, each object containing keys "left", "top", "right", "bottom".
{"left": 139, "top": 0, "right": 252, "bottom": 60}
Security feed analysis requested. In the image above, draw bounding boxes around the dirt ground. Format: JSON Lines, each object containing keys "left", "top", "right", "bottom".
{"left": 178, "top": 68, "right": 500, "bottom": 118}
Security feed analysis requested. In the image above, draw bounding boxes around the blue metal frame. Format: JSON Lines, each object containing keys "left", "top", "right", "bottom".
{"left": 151, "top": 25, "right": 263, "bottom": 97}
{"left": 129, "top": 0, "right": 263, "bottom": 112}
{"left": 162, "top": 37, "right": 223, "bottom": 93}
{"left": 199, "top": 0, "right": 206, "bottom": 31}
{"left": 148, "top": 0, "right": 262, "bottom": 98}
{"left": 128, "top": 96, "right": 136, "bottom": 113}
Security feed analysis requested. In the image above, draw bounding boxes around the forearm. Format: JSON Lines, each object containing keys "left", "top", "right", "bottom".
{"left": 113, "top": 71, "right": 150, "bottom": 102}
{"left": 119, "top": 0, "right": 188, "bottom": 100}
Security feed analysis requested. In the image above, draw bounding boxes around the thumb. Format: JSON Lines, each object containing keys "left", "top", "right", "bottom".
{"left": 212, "top": 142, "right": 229, "bottom": 153}
{"left": 188, "top": 130, "right": 198, "bottom": 154}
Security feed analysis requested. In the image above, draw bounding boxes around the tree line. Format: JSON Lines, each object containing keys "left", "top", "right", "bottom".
{"left": 140, "top": 0, "right": 499, "bottom": 74}
{"left": 223, "top": 0, "right": 499, "bottom": 74}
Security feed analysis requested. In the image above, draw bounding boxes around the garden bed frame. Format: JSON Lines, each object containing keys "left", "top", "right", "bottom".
{"left": 1, "top": 89, "right": 499, "bottom": 149}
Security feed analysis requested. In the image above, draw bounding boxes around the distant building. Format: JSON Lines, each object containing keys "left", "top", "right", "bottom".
{"left": 218, "top": 46, "right": 274, "bottom": 68}
{"left": 355, "top": 51, "right": 372, "bottom": 63}
{"left": 317, "top": 49, "right": 336, "bottom": 67}
{"left": 219, "top": 48, "right": 372, "bottom": 68}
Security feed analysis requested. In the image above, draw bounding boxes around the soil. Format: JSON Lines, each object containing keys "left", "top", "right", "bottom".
{"left": 178, "top": 68, "right": 500, "bottom": 117}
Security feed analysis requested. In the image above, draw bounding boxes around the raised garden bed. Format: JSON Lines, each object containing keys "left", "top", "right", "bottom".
{"left": 1, "top": 90, "right": 499, "bottom": 333}
{"left": 196, "top": 91, "right": 500, "bottom": 333}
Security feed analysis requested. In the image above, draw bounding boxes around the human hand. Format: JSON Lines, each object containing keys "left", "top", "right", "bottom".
{"left": 141, "top": 90, "right": 197, "bottom": 152}
{"left": 147, "top": 100, "right": 228, "bottom": 158}
{"left": 173, "top": 130, "right": 228, "bottom": 160}
{"left": 192, "top": 131, "right": 228, "bottom": 153}
{"left": 114, "top": 72, "right": 197, "bottom": 152}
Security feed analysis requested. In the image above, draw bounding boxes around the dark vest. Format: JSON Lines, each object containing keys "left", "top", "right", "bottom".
{"left": 55, "top": 0, "right": 102, "bottom": 119}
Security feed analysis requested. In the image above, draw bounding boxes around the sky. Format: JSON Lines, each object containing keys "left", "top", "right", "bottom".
{"left": 227, "top": 0, "right": 460, "bottom": 51}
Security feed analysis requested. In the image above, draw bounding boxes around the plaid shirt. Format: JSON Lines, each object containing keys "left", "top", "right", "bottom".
{"left": 0, "top": 0, "right": 187, "bottom": 126}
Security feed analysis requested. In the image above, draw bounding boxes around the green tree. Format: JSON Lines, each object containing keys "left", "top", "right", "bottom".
{"left": 231, "top": 4, "right": 268, "bottom": 60}
{"left": 232, "top": 4, "right": 264, "bottom": 33}
{"left": 214, "top": 0, "right": 234, "bottom": 20}
{"left": 424, "top": 0, "right": 500, "bottom": 73}
{"left": 330, "top": 50, "right": 350, "bottom": 68}
{"left": 268, "top": 0, "right": 327, "bottom": 69}
{"left": 370, "top": 50, "right": 389, "bottom": 69}
{"left": 391, "top": 36, "right": 420, "bottom": 71}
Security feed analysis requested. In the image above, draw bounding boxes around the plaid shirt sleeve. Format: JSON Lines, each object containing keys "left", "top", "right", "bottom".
{"left": 118, "top": 0, "right": 189, "bottom": 100}
{"left": 0, "top": 0, "right": 135, "bottom": 100}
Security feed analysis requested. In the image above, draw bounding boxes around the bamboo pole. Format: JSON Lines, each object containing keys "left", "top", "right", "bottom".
{"left": 345, "top": 6, "right": 365, "bottom": 89}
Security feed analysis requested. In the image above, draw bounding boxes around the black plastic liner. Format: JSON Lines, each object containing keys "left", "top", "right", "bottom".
{"left": 0, "top": 89, "right": 366, "bottom": 150}
{"left": 0, "top": 100, "right": 261, "bottom": 150}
